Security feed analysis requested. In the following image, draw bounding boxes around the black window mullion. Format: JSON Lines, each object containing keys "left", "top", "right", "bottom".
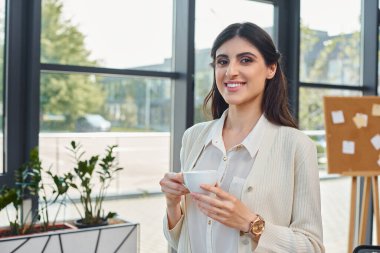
{"left": 300, "top": 82, "right": 368, "bottom": 92}
{"left": 170, "top": 0, "right": 195, "bottom": 176}
{"left": 3, "top": 0, "right": 41, "bottom": 210}
{"left": 361, "top": 0, "right": 378, "bottom": 95}
{"left": 275, "top": 0, "right": 301, "bottom": 121}
{"left": 41, "top": 63, "right": 180, "bottom": 79}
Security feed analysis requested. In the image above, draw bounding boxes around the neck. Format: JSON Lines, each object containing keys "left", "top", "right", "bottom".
{"left": 224, "top": 105, "right": 263, "bottom": 133}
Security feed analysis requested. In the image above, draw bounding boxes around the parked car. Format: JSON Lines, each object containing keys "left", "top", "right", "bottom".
{"left": 75, "top": 114, "right": 111, "bottom": 132}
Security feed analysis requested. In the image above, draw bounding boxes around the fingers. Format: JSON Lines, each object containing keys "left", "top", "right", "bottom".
{"left": 160, "top": 173, "right": 189, "bottom": 196}
{"left": 165, "top": 172, "right": 184, "bottom": 184}
{"left": 191, "top": 186, "right": 238, "bottom": 222}
{"left": 162, "top": 186, "right": 185, "bottom": 196}
{"left": 191, "top": 192, "right": 223, "bottom": 208}
{"left": 200, "top": 184, "right": 231, "bottom": 200}
{"left": 161, "top": 181, "right": 188, "bottom": 195}
{"left": 196, "top": 198, "right": 229, "bottom": 217}
{"left": 191, "top": 192, "right": 230, "bottom": 218}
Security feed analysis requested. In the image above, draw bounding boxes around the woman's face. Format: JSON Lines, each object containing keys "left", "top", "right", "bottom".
{"left": 214, "top": 36, "right": 276, "bottom": 110}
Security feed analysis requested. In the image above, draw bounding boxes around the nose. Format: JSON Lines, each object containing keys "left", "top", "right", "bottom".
{"left": 225, "top": 60, "right": 239, "bottom": 77}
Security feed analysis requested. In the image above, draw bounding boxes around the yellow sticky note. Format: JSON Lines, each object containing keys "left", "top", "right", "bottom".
{"left": 352, "top": 113, "right": 368, "bottom": 128}
{"left": 373, "top": 104, "right": 380, "bottom": 116}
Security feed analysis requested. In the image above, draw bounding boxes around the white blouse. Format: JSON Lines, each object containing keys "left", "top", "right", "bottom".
{"left": 187, "top": 110, "right": 266, "bottom": 253}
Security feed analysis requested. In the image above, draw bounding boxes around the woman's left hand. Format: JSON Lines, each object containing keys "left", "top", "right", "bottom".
{"left": 191, "top": 184, "right": 256, "bottom": 232}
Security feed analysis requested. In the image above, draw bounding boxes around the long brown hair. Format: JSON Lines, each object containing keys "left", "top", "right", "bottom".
{"left": 203, "top": 22, "right": 297, "bottom": 128}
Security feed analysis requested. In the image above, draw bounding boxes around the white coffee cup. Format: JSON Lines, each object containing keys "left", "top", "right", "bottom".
{"left": 183, "top": 170, "right": 218, "bottom": 194}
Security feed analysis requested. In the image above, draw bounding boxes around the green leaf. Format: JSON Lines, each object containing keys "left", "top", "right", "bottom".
{"left": 106, "top": 212, "right": 117, "bottom": 219}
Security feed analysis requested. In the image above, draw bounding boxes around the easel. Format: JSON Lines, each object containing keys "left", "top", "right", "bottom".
{"left": 343, "top": 171, "right": 380, "bottom": 253}
{"left": 323, "top": 96, "right": 380, "bottom": 252}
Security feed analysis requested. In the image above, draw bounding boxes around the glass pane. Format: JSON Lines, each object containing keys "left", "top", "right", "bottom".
{"left": 299, "top": 88, "right": 362, "bottom": 131}
{"left": 41, "top": 0, "right": 173, "bottom": 71}
{"left": 40, "top": 72, "right": 171, "bottom": 194}
{"left": 0, "top": 0, "right": 4, "bottom": 173}
{"left": 40, "top": 73, "right": 171, "bottom": 132}
{"left": 300, "top": 0, "right": 361, "bottom": 85}
{"left": 194, "top": 0, "right": 274, "bottom": 123}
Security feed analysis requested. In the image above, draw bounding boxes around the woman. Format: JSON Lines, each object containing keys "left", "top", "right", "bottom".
{"left": 160, "top": 22, "right": 324, "bottom": 253}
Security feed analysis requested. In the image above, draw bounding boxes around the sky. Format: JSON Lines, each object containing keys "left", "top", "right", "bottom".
{"left": 58, "top": 0, "right": 361, "bottom": 69}
{"left": 300, "top": 0, "right": 361, "bottom": 34}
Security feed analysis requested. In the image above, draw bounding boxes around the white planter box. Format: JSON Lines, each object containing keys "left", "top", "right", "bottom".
{"left": 0, "top": 220, "right": 139, "bottom": 253}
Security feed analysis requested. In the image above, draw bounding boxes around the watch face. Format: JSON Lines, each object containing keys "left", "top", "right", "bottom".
{"left": 251, "top": 218, "right": 265, "bottom": 235}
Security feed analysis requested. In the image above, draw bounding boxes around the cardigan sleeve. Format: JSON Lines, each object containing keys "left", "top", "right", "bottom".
{"left": 254, "top": 135, "right": 325, "bottom": 253}
{"left": 163, "top": 209, "right": 185, "bottom": 250}
{"left": 162, "top": 127, "right": 191, "bottom": 250}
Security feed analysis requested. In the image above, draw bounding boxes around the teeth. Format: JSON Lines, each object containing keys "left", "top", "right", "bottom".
{"left": 226, "top": 83, "right": 242, "bottom": 88}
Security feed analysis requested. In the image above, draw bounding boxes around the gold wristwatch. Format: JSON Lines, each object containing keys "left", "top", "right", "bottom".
{"left": 247, "top": 214, "right": 265, "bottom": 239}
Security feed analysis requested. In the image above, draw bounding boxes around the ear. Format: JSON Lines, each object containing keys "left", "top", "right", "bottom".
{"left": 266, "top": 63, "right": 277, "bottom": 79}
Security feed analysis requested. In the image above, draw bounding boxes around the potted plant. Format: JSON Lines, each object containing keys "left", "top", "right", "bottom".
{"left": 0, "top": 142, "right": 140, "bottom": 253}
{"left": 63, "top": 140, "right": 121, "bottom": 227}
{"left": 0, "top": 147, "right": 71, "bottom": 238}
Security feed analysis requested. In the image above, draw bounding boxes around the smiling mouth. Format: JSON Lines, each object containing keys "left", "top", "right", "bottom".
{"left": 225, "top": 82, "right": 245, "bottom": 88}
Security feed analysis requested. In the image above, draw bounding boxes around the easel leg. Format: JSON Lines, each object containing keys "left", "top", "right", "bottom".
{"left": 359, "top": 176, "right": 371, "bottom": 244}
{"left": 372, "top": 176, "right": 379, "bottom": 244}
{"left": 349, "top": 176, "right": 357, "bottom": 253}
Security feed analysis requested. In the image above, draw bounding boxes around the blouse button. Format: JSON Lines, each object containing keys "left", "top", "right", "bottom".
{"left": 247, "top": 186, "right": 253, "bottom": 192}
{"left": 208, "top": 220, "right": 212, "bottom": 225}
{"left": 223, "top": 156, "right": 227, "bottom": 161}
{"left": 242, "top": 238, "right": 249, "bottom": 245}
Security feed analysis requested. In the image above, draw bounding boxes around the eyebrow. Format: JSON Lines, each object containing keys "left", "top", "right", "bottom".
{"left": 216, "top": 52, "right": 257, "bottom": 59}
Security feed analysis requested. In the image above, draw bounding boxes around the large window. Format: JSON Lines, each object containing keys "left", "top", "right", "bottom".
{"left": 300, "top": 0, "right": 361, "bottom": 86}
{"left": 39, "top": 1, "right": 174, "bottom": 252}
{"left": 300, "top": 1, "right": 375, "bottom": 252}
{"left": 40, "top": 0, "right": 173, "bottom": 194}
{"left": 41, "top": 0, "right": 173, "bottom": 71}
{"left": 299, "top": 0, "right": 363, "bottom": 170}
{"left": 39, "top": 73, "right": 172, "bottom": 194}
{"left": 194, "top": 0, "right": 274, "bottom": 123}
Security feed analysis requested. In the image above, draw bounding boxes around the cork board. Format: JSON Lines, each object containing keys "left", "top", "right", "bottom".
{"left": 323, "top": 96, "right": 380, "bottom": 174}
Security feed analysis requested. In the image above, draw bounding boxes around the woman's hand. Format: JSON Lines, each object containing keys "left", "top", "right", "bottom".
{"left": 191, "top": 184, "right": 256, "bottom": 232}
{"left": 160, "top": 172, "right": 189, "bottom": 207}
{"left": 160, "top": 172, "right": 189, "bottom": 228}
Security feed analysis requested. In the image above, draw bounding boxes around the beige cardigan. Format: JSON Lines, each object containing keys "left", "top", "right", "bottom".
{"left": 163, "top": 118, "right": 325, "bottom": 253}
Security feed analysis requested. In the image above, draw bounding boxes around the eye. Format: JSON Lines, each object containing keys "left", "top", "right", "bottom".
{"left": 241, "top": 57, "right": 253, "bottom": 63}
{"left": 216, "top": 58, "right": 228, "bottom": 66}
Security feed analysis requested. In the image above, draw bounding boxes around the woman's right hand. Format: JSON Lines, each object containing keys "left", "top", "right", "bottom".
{"left": 160, "top": 172, "right": 189, "bottom": 229}
{"left": 159, "top": 172, "right": 189, "bottom": 207}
